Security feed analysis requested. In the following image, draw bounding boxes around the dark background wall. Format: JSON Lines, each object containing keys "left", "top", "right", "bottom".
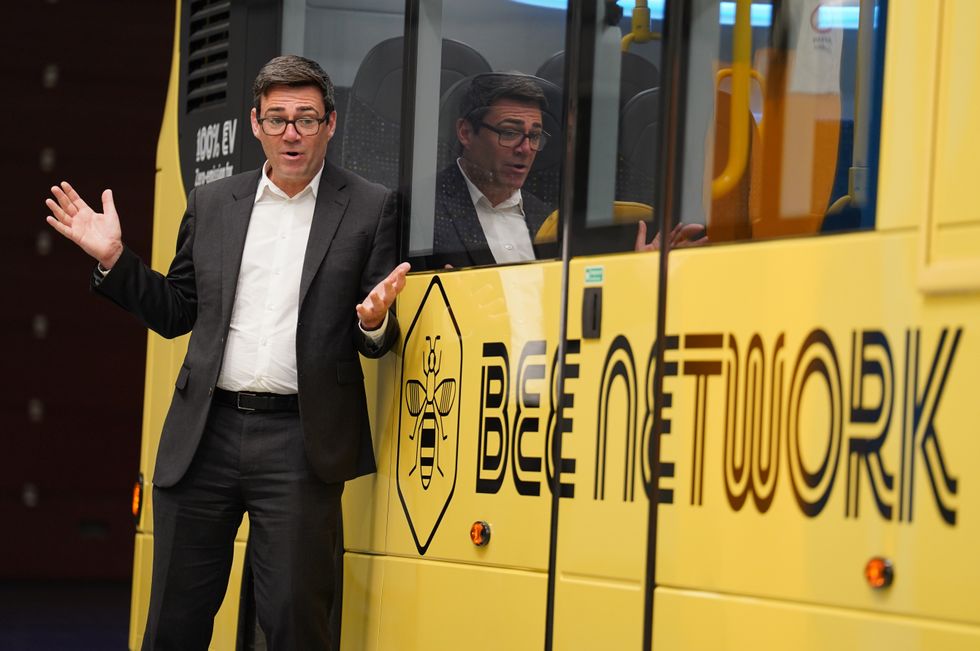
{"left": 1, "top": 0, "right": 174, "bottom": 580}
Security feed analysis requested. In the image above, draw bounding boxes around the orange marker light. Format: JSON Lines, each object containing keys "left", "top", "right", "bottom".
{"left": 865, "top": 556, "right": 894, "bottom": 589}
{"left": 132, "top": 474, "right": 144, "bottom": 522}
{"left": 470, "top": 520, "right": 491, "bottom": 546}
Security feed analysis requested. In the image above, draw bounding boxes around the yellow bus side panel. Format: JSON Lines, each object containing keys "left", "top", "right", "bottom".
{"left": 556, "top": 253, "right": 658, "bottom": 583}
{"left": 654, "top": 587, "right": 980, "bottom": 650}
{"left": 877, "top": 0, "right": 939, "bottom": 234}
{"left": 344, "top": 354, "right": 399, "bottom": 556}
{"left": 658, "top": 231, "right": 980, "bottom": 626}
{"left": 552, "top": 576, "right": 644, "bottom": 650}
{"left": 930, "top": 0, "right": 980, "bottom": 232}
{"left": 382, "top": 265, "right": 563, "bottom": 570}
{"left": 919, "top": 0, "right": 980, "bottom": 292}
{"left": 341, "top": 552, "right": 386, "bottom": 650}
{"left": 374, "top": 556, "right": 545, "bottom": 649}
{"left": 139, "top": 0, "right": 188, "bottom": 537}
{"left": 129, "top": 533, "right": 153, "bottom": 651}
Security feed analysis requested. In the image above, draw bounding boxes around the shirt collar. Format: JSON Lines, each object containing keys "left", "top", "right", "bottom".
{"left": 456, "top": 158, "right": 523, "bottom": 211}
{"left": 254, "top": 160, "right": 324, "bottom": 204}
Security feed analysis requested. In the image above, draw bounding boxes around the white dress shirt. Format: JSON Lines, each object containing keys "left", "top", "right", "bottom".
{"left": 457, "top": 158, "right": 536, "bottom": 264}
{"left": 217, "top": 162, "right": 386, "bottom": 394}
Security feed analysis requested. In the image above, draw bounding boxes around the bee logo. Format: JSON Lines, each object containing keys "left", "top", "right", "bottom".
{"left": 397, "top": 276, "right": 462, "bottom": 555}
{"left": 405, "top": 336, "right": 457, "bottom": 490}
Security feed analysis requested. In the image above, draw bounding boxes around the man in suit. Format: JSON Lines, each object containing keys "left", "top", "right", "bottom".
{"left": 429, "top": 73, "right": 709, "bottom": 265}
{"left": 431, "top": 73, "right": 555, "bottom": 269}
{"left": 45, "top": 55, "right": 407, "bottom": 650}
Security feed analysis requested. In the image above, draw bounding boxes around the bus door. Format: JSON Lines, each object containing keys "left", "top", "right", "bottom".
{"left": 542, "top": 1, "right": 666, "bottom": 648}
{"left": 364, "top": 1, "right": 573, "bottom": 648}
{"left": 649, "top": 1, "right": 980, "bottom": 649}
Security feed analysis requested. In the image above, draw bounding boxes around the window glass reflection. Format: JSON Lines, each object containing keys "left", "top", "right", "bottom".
{"left": 572, "top": 0, "right": 883, "bottom": 256}
{"left": 688, "top": 0, "right": 882, "bottom": 245}
{"left": 417, "top": 0, "right": 568, "bottom": 270}
{"left": 293, "top": 0, "right": 407, "bottom": 187}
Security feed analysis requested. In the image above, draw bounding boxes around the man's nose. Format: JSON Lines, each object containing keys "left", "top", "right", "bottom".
{"left": 283, "top": 122, "right": 302, "bottom": 140}
{"left": 514, "top": 135, "right": 533, "bottom": 154}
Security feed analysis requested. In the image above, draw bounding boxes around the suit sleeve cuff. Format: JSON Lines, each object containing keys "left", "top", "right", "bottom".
{"left": 91, "top": 262, "right": 112, "bottom": 287}
{"left": 358, "top": 311, "right": 389, "bottom": 348}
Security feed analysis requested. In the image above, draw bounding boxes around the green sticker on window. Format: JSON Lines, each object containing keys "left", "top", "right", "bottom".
{"left": 584, "top": 266, "right": 604, "bottom": 284}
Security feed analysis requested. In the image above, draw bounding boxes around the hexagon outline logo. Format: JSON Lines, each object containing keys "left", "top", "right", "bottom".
{"left": 396, "top": 276, "right": 462, "bottom": 555}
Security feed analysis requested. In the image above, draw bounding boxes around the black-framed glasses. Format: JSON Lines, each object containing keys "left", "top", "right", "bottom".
{"left": 257, "top": 115, "right": 328, "bottom": 136}
{"left": 479, "top": 122, "right": 549, "bottom": 151}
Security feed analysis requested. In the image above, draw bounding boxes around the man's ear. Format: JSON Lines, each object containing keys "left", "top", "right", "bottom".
{"left": 250, "top": 107, "right": 261, "bottom": 138}
{"left": 456, "top": 117, "right": 473, "bottom": 148}
{"left": 325, "top": 111, "right": 338, "bottom": 140}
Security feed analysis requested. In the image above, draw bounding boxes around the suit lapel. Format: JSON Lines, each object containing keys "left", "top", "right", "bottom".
{"left": 300, "top": 163, "right": 350, "bottom": 307}
{"left": 220, "top": 169, "right": 262, "bottom": 327}
{"left": 444, "top": 165, "right": 496, "bottom": 267}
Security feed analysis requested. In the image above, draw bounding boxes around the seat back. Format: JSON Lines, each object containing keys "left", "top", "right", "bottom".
{"left": 342, "top": 37, "right": 491, "bottom": 188}
{"left": 536, "top": 49, "right": 660, "bottom": 109}
{"left": 747, "top": 49, "right": 842, "bottom": 239}
{"left": 616, "top": 87, "right": 660, "bottom": 203}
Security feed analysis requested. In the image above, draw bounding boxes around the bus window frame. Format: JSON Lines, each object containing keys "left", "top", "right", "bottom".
{"left": 398, "top": 0, "right": 442, "bottom": 270}
{"left": 398, "top": 0, "right": 575, "bottom": 273}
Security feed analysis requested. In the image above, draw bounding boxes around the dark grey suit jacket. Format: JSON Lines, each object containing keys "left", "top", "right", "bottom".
{"left": 94, "top": 162, "right": 400, "bottom": 487}
{"left": 429, "top": 163, "right": 554, "bottom": 269}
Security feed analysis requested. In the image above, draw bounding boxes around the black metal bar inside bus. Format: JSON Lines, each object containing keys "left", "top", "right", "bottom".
{"left": 544, "top": 0, "right": 598, "bottom": 649}
{"left": 644, "top": 0, "right": 693, "bottom": 648}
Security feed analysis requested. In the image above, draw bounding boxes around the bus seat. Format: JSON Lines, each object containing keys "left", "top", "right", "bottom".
{"left": 616, "top": 87, "right": 660, "bottom": 203}
{"left": 820, "top": 118, "right": 858, "bottom": 231}
{"left": 747, "top": 49, "right": 842, "bottom": 239}
{"left": 438, "top": 72, "right": 564, "bottom": 208}
{"left": 533, "top": 201, "right": 653, "bottom": 245}
{"left": 342, "top": 37, "right": 491, "bottom": 188}
{"left": 535, "top": 49, "right": 660, "bottom": 109}
{"left": 828, "top": 118, "right": 854, "bottom": 209}
{"left": 709, "top": 48, "right": 843, "bottom": 242}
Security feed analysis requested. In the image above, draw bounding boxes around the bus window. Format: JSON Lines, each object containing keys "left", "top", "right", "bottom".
{"left": 685, "top": 0, "right": 883, "bottom": 244}
{"left": 561, "top": 1, "right": 669, "bottom": 257}
{"left": 568, "top": 0, "right": 884, "bottom": 256}
{"left": 407, "top": 1, "right": 568, "bottom": 270}
{"left": 284, "top": 0, "right": 408, "bottom": 188}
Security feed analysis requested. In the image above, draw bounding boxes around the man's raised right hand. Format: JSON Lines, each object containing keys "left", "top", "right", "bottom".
{"left": 45, "top": 181, "right": 124, "bottom": 269}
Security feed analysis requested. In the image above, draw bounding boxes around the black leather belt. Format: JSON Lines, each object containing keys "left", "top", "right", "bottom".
{"left": 213, "top": 388, "right": 299, "bottom": 412}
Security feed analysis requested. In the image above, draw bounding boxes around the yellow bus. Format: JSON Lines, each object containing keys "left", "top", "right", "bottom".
{"left": 130, "top": 0, "right": 980, "bottom": 648}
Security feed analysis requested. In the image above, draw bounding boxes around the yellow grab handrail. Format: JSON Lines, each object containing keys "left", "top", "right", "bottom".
{"left": 621, "top": 0, "right": 660, "bottom": 51}
{"left": 711, "top": 0, "right": 752, "bottom": 198}
{"left": 715, "top": 67, "right": 766, "bottom": 137}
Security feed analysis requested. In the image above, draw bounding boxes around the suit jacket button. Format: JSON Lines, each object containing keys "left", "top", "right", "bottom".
{"left": 208, "top": 386, "right": 214, "bottom": 396}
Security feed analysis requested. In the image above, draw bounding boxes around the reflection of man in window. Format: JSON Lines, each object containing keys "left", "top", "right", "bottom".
{"left": 431, "top": 74, "right": 553, "bottom": 268}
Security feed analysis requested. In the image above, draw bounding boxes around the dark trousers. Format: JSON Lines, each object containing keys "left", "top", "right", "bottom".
{"left": 142, "top": 402, "right": 343, "bottom": 650}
